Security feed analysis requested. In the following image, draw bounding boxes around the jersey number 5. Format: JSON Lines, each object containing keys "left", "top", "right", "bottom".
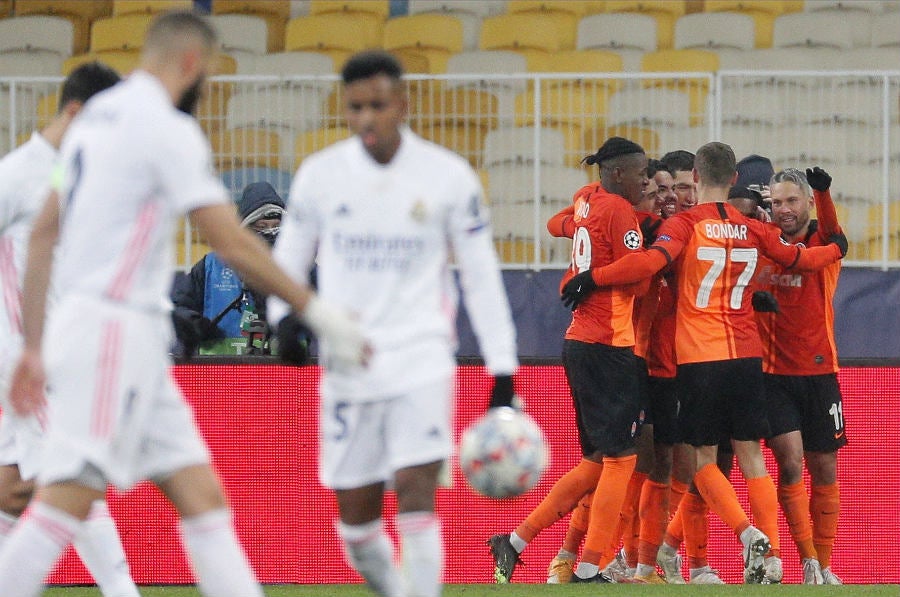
{"left": 695, "top": 246, "right": 758, "bottom": 309}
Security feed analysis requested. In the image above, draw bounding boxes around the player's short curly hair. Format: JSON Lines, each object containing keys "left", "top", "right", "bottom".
{"left": 342, "top": 50, "right": 404, "bottom": 85}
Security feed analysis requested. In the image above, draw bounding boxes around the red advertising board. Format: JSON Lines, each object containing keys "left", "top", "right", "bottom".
{"left": 47, "top": 365, "right": 900, "bottom": 585}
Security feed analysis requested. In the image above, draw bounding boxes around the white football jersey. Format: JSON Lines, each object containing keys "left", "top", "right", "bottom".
{"left": 0, "top": 132, "right": 56, "bottom": 347}
{"left": 51, "top": 71, "right": 228, "bottom": 311}
{"left": 272, "top": 128, "right": 518, "bottom": 400}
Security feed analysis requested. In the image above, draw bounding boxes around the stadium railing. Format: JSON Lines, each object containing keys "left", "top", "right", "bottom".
{"left": 2, "top": 70, "right": 898, "bottom": 270}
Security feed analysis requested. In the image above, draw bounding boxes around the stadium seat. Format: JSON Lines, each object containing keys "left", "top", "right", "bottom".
{"left": 772, "top": 11, "right": 871, "bottom": 49}
{"left": 416, "top": 122, "right": 489, "bottom": 167}
{"left": 61, "top": 50, "right": 139, "bottom": 76}
{"left": 703, "top": 1, "right": 788, "bottom": 48}
{"left": 208, "top": 14, "right": 269, "bottom": 73}
{"left": 407, "top": 0, "right": 507, "bottom": 18}
{"left": 640, "top": 49, "right": 718, "bottom": 124}
{"left": 483, "top": 126, "right": 565, "bottom": 168}
{"left": 14, "top": 0, "right": 112, "bottom": 54}
{"left": 479, "top": 13, "right": 573, "bottom": 70}
{"left": 111, "top": 0, "right": 192, "bottom": 15}
{"left": 607, "top": 86, "right": 692, "bottom": 128}
{"left": 593, "top": 124, "right": 660, "bottom": 156}
{"left": 309, "top": 0, "right": 389, "bottom": 19}
{"left": 445, "top": 50, "right": 529, "bottom": 125}
{"left": 804, "top": 0, "right": 884, "bottom": 13}
{"left": 0, "top": 0, "right": 11, "bottom": 17}
{"left": 284, "top": 13, "right": 383, "bottom": 68}
{"left": 210, "top": 127, "right": 282, "bottom": 171}
{"left": 294, "top": 125, "right": 351, "bottom": 169}
{"left": 512, "top": 93, "right": 593, "bottom": 167}
{"left": 250, "top": 52, "right": 336, "bottom": 104}
{"left": 383, "top": 13, "right": 464, "bottom": 73}
{"left": 212, "top": 0, "right": 290, "bottom": 52}
{"left": 504, "top": 1, "right": 583, "bottom": 50}
{"left": 406, "top": 1, "right": 489, "bottom": 51}
{"left": 871, "top": 11, "right": 900, "bottom": 47}
{"left": 0, "top": 51, "right": 63, "bottom": 76}
{"left": 720, "top": 121, "right": 775, "bottom": 160}
{"left": 0, "top": 16, "right": 75, "bottom": 57}
{"left": 90, "top": 13, "right": 155, "bottom": 52}
{"left": 674, "top": 12, "right": 756, "bottom": 50}
{"left": 411, "top": 87, "right": 498, "bottom": 128}
{"left": 220, "top": 166, "right": 293, "bottom": 202}
{"left": 576, "top": 12, "right": 657, "bottom": 70}
{"left": 226, "top": 88, "right": 323, "bottom": 136}
{"left": 720, "top": 84, "right": 790, "bottom": 126}
{"left": 604, "top": 0, "right": 687, "bottom": 50}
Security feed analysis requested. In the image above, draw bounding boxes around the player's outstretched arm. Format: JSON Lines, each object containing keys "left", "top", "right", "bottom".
{"left": 11, "top": 190, "right": 61, "bottom": 416}
{"left": 191, "top": 203, "right": 370, "bottom": 368}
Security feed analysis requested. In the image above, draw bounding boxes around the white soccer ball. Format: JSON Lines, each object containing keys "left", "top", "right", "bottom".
{"left": 458, "top": 407, "right": 549, "bottom": 499}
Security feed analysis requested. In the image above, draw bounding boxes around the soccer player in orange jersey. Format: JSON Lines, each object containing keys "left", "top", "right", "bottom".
{"left": 755, "top": 167, "right": 846, "bottom": 585}
{"left": 561, "top": 142, "right": 848, "bottom": 584}
{"left": 488, "top": 137, "right": 649, "bottom": 584}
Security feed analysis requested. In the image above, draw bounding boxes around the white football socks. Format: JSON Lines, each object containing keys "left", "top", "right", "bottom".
{"left": 179, "top": 508, "right": 263, "bottom": 597}
{"left": 0, "top": 501, "right": 79, "bottom": 596}
{"left": 398, "top": 511, "right": 442, "bottom": 597}
{"left": 338, "top": 518, "right": 405, "bottom": 597}
{"left": 73, "top": 500, "right": 139, "bottom": 597}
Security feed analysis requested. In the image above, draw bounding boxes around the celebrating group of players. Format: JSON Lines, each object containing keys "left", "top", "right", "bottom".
{"left": 489, "top": 139, "right": 848, "bottom": 586}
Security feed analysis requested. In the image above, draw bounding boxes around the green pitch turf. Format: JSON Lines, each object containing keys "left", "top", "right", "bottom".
{"left": 42, "top": 584, "right": 900, "bottom": 597}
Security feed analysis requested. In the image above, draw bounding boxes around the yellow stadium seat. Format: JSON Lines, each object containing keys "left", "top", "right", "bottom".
{"left": 640, "top": 48, "right": 718, "bottom": 124}
{"left": 111, "top": 0, "right": 192, "bottom": 15}
{"left": 703, "top": 1, "right": 787, "bottom": 48}
{"left": 0, "top": 1, "right": 12, "bottom": 17}
{"left": 212, "top": 0, "right": 289, "bottom": 52}
{"left": 507, "top": 0, "right": 602, "bottom": 17}
{"left": 285, "top": 13, "right": 383, "bottom": 68}
{"left": 604, "top": 1, "right": 687, "bottom": 49}
{"left": 294, "top": 126, "right": 352, "bottom": 169}
{"left": 62, "top": 50, "right": 141, "bottom": 76}
{"left": 410, "top": 87, "right": 499, "bottom": 128}
{"left": 415, "top": 122, "right": 488, "bottom": 167}
{"left": 540, "top": 49, "right": 624, "bottom": 95}
{"left": 90, "top": 13, "right": 154, "bottom": 52}
{"left": 309, "top": 0, "right": 389, "bottom": 19}
{"left": 514, "top": 88, "right": 606, "bottom": 166}
{"left": 35, "top": 92, "right": 59, "bottom": 130}
{"left": 479, "top": 13, "right": 575, "bottom": 70}
{"left": 502, "top": 2, "right": 580, "bottom": 50}
{"left": 383, "top": 13, "right": 464, "bottom": 73}
{"left": 390, "top": 50, "right": 433, "bottom": 74}
{"left": 493, "top": 238, "right": 539, "bottom": 264}
{"left": 14, "top": 0, "right": 112, "bottom": 54}
{"left": 592, "top": 125, "right": 660, "bottom": 156}
{"left": 210, "top": 127, "right": 282, "bottom": 171}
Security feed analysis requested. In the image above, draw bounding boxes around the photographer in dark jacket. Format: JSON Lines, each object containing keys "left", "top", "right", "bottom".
{"left": 171, "top": 181, "right": 294, "bottom": 356}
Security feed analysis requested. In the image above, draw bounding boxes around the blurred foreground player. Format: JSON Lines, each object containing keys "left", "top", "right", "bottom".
{"left": 269, "top": 50, "right": 518, "bottom": 597}
{"left": 0, "top": 62, "right": 139, "bottom": 597}
{"left": 0, "top": 12, "right": 367, "bottom": 597}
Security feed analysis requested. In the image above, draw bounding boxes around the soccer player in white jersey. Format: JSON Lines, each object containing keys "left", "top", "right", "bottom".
{"left": 0, "top": 12, "right": 368, "bottom": 597}
{"left": 269, "top": 50, "right": 519, "bottom": 597}
{"left": 0, "top": 62, "right": 140, "bottom": 597}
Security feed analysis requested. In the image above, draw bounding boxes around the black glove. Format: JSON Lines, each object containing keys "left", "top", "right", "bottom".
{"left": 171, "top": 311, "right": 217, "bottom": 355}
{"left": 560, "top": 270, "right": 597, "bottom": 310}
{"left": 639, "top": 214, "right": 662, "bottom": 247}
{"left": 275, "top": 314, "right": 311, "bottom": 365}
{"left": 827, "top": 232, "right": 848, "bottom": 258}
{"left": 488, "top": 374, "right": 515, "bottom": 409}
{"left": 806, "top": 167, "right": 832, "bottom": 192}
{"left": 751, "top": 291, "right": 780, "bottom": 313}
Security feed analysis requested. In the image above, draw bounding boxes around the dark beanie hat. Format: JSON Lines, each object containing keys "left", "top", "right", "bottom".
{"left": 237, "top": 182, "right": 285, "bottom": 227}
{"left": 582, "top": 136, "right": 645, "bottom": 167}
{"left": 735, "top": 154, "right": 775, "bottom": 189}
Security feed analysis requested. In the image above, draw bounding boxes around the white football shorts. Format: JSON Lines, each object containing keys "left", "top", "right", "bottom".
{"left": 319, "top": 375, "right": 453, "bottom": 490}
{"left": 37, "top": 296, "right": 209, "bottom": 490}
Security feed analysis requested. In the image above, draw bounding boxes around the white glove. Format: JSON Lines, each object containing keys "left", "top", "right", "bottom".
{"left": 300, "top": 295, "right": 370, "bottom": 370}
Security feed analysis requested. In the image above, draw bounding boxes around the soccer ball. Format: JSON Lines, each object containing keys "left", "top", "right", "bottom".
{"left": 458, "top": 407, "right": 549, "bottom": 498}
